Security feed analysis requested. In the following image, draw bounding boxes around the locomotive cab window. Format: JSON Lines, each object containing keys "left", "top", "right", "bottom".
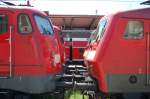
{"left": 92, "top": 19, "right": 107, "bottom": 42}
{"left": 34, "top": 15, "right": 53, "bottom": 35}
{"left": 124, "top": 20, "right": 143, "bottom": 39}
{"left": 18, "top": 14, "right": 33, "bottom": 34}
{"left": 88, "top": 30, "right": 96, "bottom": 43}
{"left": 0, "top": 15, "right": 8, "bottom": 34}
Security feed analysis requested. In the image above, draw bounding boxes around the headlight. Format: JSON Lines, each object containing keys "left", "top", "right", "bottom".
{"left": 54, "top": 54, "right": 60, "bottom": 64}
{"left": 87, "top": 50, "right": 96, "bottom": 60}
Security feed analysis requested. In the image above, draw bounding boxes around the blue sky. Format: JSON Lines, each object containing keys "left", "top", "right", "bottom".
{"left": 10, "top": 0, "right": 149, "bottom": 15}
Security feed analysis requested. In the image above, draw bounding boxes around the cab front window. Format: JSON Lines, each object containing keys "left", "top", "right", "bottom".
{"left": 90, "top": 18, "right": 107, "bottom": 42}
{"left": 34, "top": 15, "right": 53, "bottom": 35}
{"left": 88, "top": 30, "right": 96, "bottom": 43}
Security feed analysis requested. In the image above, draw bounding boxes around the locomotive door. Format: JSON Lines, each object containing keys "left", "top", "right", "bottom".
{"left": 0, "top": 12, "right": 13, "bottom": 78}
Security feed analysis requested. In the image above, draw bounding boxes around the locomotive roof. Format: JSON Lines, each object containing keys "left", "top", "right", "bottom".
{"left": 0, "top": 5, "right": 46, "bottom": 15}
{"left": 112, "top": 7, "right": 150, "bottom": 19}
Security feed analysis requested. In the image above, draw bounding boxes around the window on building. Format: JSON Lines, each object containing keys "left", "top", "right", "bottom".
{"left": 124, "top": 20, "right": 143, "bottom": 39}
{"left": 34, "top": 15, "right": 53, "bottom": 35}
{"left": 0, "top": 15, "right": 8, "bottom": 34}
{"left": 18, "top": 14, "right": 33, "bottom": 34}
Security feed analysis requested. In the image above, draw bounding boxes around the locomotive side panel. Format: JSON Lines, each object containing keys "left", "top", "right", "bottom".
{"left": 103, "top": 17, "right": 150, "bottom": 93}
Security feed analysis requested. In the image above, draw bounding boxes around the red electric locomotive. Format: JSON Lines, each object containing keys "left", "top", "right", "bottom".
{"left": 84, "top": 8, "right": 150, "bottom": 98}
{"left": 0, "top": 5, "right": 62, "bottom": 97}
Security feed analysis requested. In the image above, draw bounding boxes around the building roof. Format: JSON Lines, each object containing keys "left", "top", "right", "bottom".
{"left": 49, "top": 15, "right": 103, "bottom": 30}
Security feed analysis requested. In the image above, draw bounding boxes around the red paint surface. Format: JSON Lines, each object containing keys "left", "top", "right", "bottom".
{"left": 0, "top": 6, "right": 62, "bottom": 77}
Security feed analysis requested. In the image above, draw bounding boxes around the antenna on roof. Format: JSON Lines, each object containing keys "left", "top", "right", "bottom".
{"left": 140, "top": 0, "right": 150, "bottom": 5}
{"left": 27, "top": 0, "right": 30, "bottom": 6}
{"left": 95, "top": 9, "right": 98, "bottom": 15}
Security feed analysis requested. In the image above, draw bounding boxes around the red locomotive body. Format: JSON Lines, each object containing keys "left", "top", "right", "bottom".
{"left": 63, "top": 30, "right": 91, "bottom": 64}
{"left": 53, "top": 25, "right": 65, "bottom": 73}
{"left": 84, "top": 8, "right": 150, "bottom": 94}
{"left": 0, "top": 5, "right": 61, "bottom": 94}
